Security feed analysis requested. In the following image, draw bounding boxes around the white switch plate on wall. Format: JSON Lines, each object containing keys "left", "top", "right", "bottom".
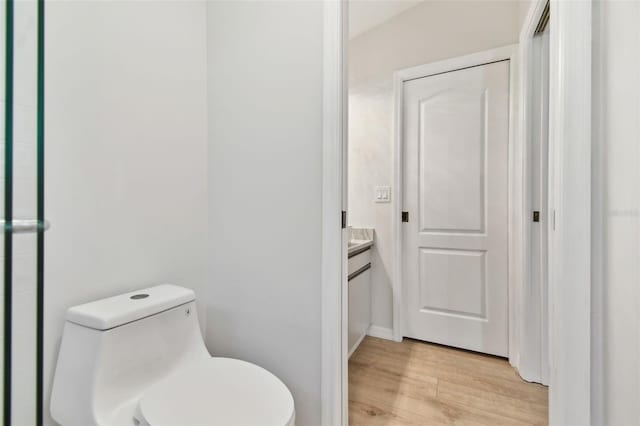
{"left": 374, "top": 186, "right": 391, "bottom": 203}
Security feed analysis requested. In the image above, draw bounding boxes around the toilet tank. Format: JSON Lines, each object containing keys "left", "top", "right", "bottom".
{"left": 50, "top": 284, "right": 209, "bottom": 426}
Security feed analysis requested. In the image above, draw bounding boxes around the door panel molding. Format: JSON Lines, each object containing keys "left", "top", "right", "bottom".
{"left": 417, "top": 87, "right": 488, "bottom": 234}
{"left": 417, "top": 248, "right": 488, "bottom": 320}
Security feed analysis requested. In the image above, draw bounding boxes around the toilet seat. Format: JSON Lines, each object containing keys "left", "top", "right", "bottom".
{"left": 136, "top": 358, "right": 295, "bottom": 426}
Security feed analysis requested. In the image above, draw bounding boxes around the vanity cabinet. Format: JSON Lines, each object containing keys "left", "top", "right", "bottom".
{"left": 348, "top": 246, "right": 371, "bottom": 357}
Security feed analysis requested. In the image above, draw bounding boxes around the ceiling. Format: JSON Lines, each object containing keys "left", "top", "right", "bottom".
{"left": 349, "top": 0, "right": 424, "bottom": 39}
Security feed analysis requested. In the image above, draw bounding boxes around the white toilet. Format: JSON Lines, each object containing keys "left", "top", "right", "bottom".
{"left": 50, "top": 284, "right": 295, "bottom": 426}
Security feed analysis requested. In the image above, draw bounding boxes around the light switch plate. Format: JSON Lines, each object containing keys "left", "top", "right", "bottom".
{"left": 374, "top": 186, "right": 391, "bottom": 203}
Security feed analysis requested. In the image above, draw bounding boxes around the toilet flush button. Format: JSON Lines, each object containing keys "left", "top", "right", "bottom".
{"left": 130, "top": 294, "right": 149, "bottom": 300}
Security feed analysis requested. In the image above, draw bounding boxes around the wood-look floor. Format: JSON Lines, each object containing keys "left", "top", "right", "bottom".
{"left": 349, "top": 337, "right": 548, "bottom": 425}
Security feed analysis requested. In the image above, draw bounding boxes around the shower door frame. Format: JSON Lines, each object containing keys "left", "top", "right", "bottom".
{"left": 3, "top": 0, "right": 46, "bottom": 423}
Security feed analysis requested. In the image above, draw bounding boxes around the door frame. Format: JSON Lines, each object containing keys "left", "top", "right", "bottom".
{"left": 546, "top": 0, "right": 592, "bottom": 424}
{"left": 391, "top": 45, "right": 520, "bottom": 350}
{"left": 522, "top": 1, "right": 593, "bottom": 424}
{"left": 321, "top": 0, "right": 347, "bottom": 425}
{"left": 323, "top": 0, "right": 593, "bottom": 424}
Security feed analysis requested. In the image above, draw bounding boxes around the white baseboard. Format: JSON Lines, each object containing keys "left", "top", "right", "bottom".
{"left": 348, "top": 332, "right": 367, "bottom": 359}
{"left": 367, "top": 325, "right": 394, "bottom": 341}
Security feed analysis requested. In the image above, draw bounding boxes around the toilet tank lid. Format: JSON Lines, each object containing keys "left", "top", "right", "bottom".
{"left": 66, "top": 284, "right": 195, "bottom": 330}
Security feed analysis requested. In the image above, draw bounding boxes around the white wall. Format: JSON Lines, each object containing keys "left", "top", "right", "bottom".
{"left": 348, "top": 1, "right": 520, "bottom": 330}
{"left": 44, "top": 2, "right": 208, "bottom": 424}
{"left": 518, "top": 0, "right": 533, "bottom": 30}
{"left": 205, "top": 2, "right": 323, "bottom": 425}
{"left": 591, "top": 1, "right": 640, "bottom": 424}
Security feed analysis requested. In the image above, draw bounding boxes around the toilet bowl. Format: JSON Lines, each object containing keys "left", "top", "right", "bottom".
{"left": 50, "top": 284, "right": 295, "bottom": 426}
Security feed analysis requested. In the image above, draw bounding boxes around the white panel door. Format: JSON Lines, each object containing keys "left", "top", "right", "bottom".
{"left": 402, "top": 60, "right": 509, "bottom": 356}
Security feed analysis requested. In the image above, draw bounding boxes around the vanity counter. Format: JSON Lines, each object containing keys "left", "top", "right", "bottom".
{"left": 348, "top": 227, "right": 374, "bottom": 256}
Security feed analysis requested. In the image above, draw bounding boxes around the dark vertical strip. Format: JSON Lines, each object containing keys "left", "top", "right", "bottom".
{"left": 3, "top": 0, "right": 14, "bottom": 423}
{"left": 36, "top": 0, "right": 45, "bottom": 424}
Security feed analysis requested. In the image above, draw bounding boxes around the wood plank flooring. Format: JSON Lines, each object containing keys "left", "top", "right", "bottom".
{"left": 349, "top": 336, "right": 548, "bottom": 425}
